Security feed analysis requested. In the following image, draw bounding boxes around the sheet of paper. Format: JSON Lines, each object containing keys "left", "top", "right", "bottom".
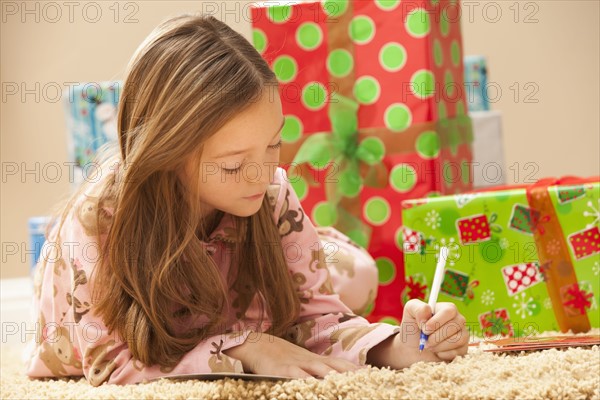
{"left": 149, "top": 372, "right": 293, "bottom": 382}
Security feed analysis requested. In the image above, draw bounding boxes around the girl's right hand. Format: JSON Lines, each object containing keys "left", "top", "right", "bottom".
{"left": 222, "top": 332, "right": 360, "bottom": 379}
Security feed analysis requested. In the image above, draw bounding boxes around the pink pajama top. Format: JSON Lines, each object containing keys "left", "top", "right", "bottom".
{"left": 23, "top": 166, "right": 399, "bottom": 386}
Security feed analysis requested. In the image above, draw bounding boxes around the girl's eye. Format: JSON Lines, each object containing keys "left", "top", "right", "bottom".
{"left": 221, "top": 141, "right": 280, "bottom": 175}
{"left": 268, "top": 140, "right": 282, "bottom": 150}
{"left": 222, "top": 165, "right": 242, "bottom": 174}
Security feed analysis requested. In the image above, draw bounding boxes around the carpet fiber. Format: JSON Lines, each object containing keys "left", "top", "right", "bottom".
{"left": 2, "top": 332, "right": 599, "bottom": 400}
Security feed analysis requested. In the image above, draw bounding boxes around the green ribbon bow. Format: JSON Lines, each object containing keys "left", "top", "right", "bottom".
{"left": 290, "top": 93, "right": 386, "bottom": 248}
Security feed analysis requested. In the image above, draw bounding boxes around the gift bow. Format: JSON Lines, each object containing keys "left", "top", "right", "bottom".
{"left": 289, "top": 93, "right": 388, "bottom": 248}
{"left": 291, "top": 93, "right": 387, "bottom": 199}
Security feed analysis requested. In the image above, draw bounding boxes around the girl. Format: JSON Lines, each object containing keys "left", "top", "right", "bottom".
{"left": 23, "top": 13, "right": 468, "bottom": 386}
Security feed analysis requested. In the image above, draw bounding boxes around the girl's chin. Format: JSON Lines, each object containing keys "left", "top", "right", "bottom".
{"left": 222, "top": 204, "right": 261, "bottom": 218}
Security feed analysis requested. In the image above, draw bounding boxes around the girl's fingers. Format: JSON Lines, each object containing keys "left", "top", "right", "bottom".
{"left": 423, "top": 303, "right": 459, "bottom": 334}
{"left": 301, "top": 361, "right": 337, "bottom": 378}
{"left": 403, "top": 299, "right": 433, "bottom": 328}
{"left": 427, "top": 328, "right": 469, "bottom": 353}
{"left": 423, "top": 315, "right": 467, "bottom": 348}
{"left": 324, "top": 357, "right": 361, "bottom": 374}
{"left": 434, "top": 349, "right": 459, "bottom": 362}
{"left": 284, "top": 365, "right": 314, "bottom": 379}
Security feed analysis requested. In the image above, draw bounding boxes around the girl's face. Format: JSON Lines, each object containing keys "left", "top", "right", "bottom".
{"left": 182, "top": 88, "right": 284, "bottom": 219}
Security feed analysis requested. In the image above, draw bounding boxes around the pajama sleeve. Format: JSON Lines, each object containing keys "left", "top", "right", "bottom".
{"left": 271, "top": 167, "right": 400, "bottom": 366}
{"left": 23, "top": 194, "right": 255, "bottom": 386}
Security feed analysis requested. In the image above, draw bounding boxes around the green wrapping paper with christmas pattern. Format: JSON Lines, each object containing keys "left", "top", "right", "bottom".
{"left": 402, "top": 179, "right": 599, "bottom": 338}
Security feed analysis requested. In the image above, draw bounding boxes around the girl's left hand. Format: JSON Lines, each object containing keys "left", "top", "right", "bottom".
{"left": 367, "top": 299, "right": 469, "bottom": 369}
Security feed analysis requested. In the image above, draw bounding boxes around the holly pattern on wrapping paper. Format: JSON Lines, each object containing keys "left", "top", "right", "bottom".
{"left": 418, "top": 235, "right": 435, "bottom": 256}
{"left": 478, "top": 309, "right": 514, "bottom": 338}
{"left": 561, "top": 282, "right": 594, "bottom": 316}
{"left": 463, "top": 280, "right": 480, "bottom": 306}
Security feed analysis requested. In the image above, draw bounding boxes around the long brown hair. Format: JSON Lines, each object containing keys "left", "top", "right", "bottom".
{"left": 45, "top": 13, "right": 301, "bottom": 368}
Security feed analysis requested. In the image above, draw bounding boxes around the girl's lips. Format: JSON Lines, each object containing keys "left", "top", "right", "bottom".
{"left": 244, "top": 192, "right": 265, "bottom": 200}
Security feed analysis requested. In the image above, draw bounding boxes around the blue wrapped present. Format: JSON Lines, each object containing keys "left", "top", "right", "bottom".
{"left": 464, "top": 55, "right": 489, "bottom": 112}
{"left": 62, "top": 81, "right": 122, "bottom": 188}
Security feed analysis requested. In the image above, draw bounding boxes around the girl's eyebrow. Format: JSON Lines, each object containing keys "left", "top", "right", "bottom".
{"left": 214, "top": 117, "right": 286, "bottom": 159}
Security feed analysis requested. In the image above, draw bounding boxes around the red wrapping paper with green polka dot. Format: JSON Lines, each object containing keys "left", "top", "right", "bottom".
{"left": 251, "top": 0, "right": 474, "bottom": 324}
{"left": 251, "top": 0, "right": 468, "bottom": 130}
{"left": 402, "top": 179, "right": 599, "bottom": 338}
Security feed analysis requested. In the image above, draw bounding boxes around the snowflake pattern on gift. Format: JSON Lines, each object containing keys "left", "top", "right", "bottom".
{"left": 512, "top": 292, "right": 538, "bottom": 319}
{"left": 543, "top": 297, "right": 553, "bottom": 310}
{"left": 434, "top": 237, "right": 458, "bottom": 267}
{"left": 425, "top": 210, "right": 442, "bottom": 230}
{"left": 546, "top": 238, "right": 561, "bottom": 256}
{"left": 579, "top": 281, "right": 597, "bottom": 311}
{"left": 583, "top": 199, "right": 600, "bottom": 229}
{"left": 499, "top": 237, "right": 510, "bottom": 250}
{"left": 480, "top": 289, "right": 495, "bottom": 306}
{"left": 455, "top": 193, "right": 479, "bottom": 208}
{"left": 593, "top": 261, "right": 599, "bottom": 276}
{"left": 522, "top": 324, "right": 539, "bottom": 337}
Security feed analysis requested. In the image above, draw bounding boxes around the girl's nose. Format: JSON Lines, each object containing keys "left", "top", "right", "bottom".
{"left": 257, "top": 158, "right": 279, "bottom": 185}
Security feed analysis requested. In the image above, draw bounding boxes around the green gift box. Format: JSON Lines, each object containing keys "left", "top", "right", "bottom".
{"left": 402, "top": 178, "right": 599, "bottom": 338}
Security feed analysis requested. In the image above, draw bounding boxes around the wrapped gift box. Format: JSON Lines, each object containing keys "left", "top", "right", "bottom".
{"left": 27, "top": 216, "right": 51, "bottom": 275}
{"left": 464, "top": 55, "right": 489, "bottom": 112}
{"left": 62, "top": 81, "right": 122, "bottom": 189}
{"left": 402, "top": 177, "right": 599, "bottom": 337}
{"left": 470, "top": 110, "right": 506, "bottom": 188}
{"left": 251, "top": 0, "right": 474, "bottom": 324}
{"left": 26, "top": 82, "right": 120, "bottom": 273}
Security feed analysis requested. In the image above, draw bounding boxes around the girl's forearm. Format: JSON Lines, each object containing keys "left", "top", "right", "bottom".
{"left": 365, "top": 333, "right": 397, "bottom": 368}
